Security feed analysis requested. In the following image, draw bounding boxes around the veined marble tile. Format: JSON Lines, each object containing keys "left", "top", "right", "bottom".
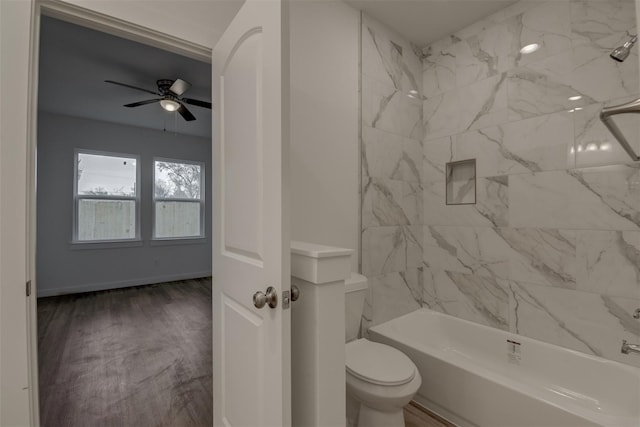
{"left": 362, "top": 125, "right": 422, "bottom": 183}
{"left": 510, "top": 1, "right": 572, "bottom": 66}
{"left": 455, "top": 21, "right": 513, "bottom": 87}
{"left": 422, "top": 37, "right": 457, "bottom": 98}
{"left": 458, "top": 73, "right": 509, "bottom": 131}
{"left": 368, "top": 268, "right": 423, "bottom": 327}
{"left": 423, "top": 226, "right": 511, "bottom": 279}
{"left": 508, "top": 165, "right": 640, "bottom": 230}
{"left": 568, "top": 165, "right": 640, "bottom": 230}
{"left": 573, "top": 102, "right": 640, "bottom": 168}
{"left": 423, "top": 269, "right": 510, "bottom": 330}
{"left": 362, "top": 178, "right": 408, "bottom": 227}
{"left": 425, "top": 181, "right": 483, "bottom": 226}
{"left": 498, "top": 227, "right": 577, "bottom": 288}
{"left": 501, "top": 112, "right": 575, "bottom": 172}
{"left": 457, "top": 126, "right": 517, "bottom": 177}
{"left": 424, "top": 74, "right": 508, "bottom": 138}
{"left": 570, "top": 0, "right": 636, "bottom": 47}
{"left": 572, "top": 43, "right": 639, "bottom": 103}
{"left": 362, "top": 22, "right": 403, "bottom": 90}
{"left": 508, "top": 281, "right": 640, "bottom": 368}
{"left": 424, "top": 176, "right": 508, "bottom": 227}
{"left": 576, "top": 230, "right": 640, "bottom": 298}
{"left": 456, "top": 111, "right": 574, "bottom": 177}
{"left": 423, "top": 136, "right": 454, "bottom": 183}
{"left": 362, "top": 225, "right": 422, "bottom": 277}
{"left": 362, "top": 76, "right": 423, "bottom": 140}
{"left": 509, "top": 171, "right": 572, "bottom": 228}
{"left": 362, "top": 177, "right": 422, "bottom": 227}
{"left": 362, "top": 14, "right": 422, "bottom": 95}
{"left": 476, "top": 176, "right": 509, "bottom": 227}
{"left": 508, "top": 51, "right": 594, "bottom": 120}
{"left": 423, "top": 90, "right": 460, "bottom": 139}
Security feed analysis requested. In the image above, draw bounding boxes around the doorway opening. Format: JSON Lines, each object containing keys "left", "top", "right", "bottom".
{"left": 34, "top": 13, "right": 214, "bottom": 425}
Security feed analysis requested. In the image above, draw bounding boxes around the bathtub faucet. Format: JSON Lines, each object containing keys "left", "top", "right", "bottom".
{"left": 621, "top": 340, "right": 640, "bottom": 355}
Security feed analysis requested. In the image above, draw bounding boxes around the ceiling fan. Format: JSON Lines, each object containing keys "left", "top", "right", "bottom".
{"left": 104, "top": 78, "right": 211, "bottom": 122}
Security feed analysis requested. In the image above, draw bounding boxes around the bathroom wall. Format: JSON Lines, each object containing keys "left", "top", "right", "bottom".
{"left": 360, "top": 15, "right": 425, "bottom": 331}
{"left": 290, "top": 1, "right": 360, "bottom": 271}
{"left": 361, "top": 0, "right": 640, "bottom": 368}
{"left": 420, "top": 0, "right": 640, "bottom": 368}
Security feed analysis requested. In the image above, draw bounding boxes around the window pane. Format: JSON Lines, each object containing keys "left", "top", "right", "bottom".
{"left": 155, "top": 201, "right": 201, "bottom": 238}
{"left": 77, "top": 153, "right": 137, "bottom": 196}
{"left": 155, "top": 161, "right": 201, "bottom": 199}
{"left": 78, "top": 199, "right": 135, "bottom": 240}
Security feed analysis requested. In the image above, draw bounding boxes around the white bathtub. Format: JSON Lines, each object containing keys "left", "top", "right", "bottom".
{"left": 369, "top": 308, "right": 640, "bottom": 427}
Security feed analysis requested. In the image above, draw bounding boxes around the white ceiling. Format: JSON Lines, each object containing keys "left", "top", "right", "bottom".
{"left": 345, "top": 0, "right": 517, "bottom": 46}
{"left": 39, "top": 16, "right": 213, "bottom": 138}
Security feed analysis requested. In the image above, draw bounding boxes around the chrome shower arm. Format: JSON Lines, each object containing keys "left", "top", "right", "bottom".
{"left": 600, "top": 97, "right": 640, "bottom": 161}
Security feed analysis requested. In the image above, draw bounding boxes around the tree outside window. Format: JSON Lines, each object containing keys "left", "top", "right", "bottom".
{"left": 154, "top": 160, "right": 204, "bottom": 239}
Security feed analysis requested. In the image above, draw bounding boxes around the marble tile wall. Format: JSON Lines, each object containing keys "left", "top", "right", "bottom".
{"left": 420, "top": 0, "right": 640, "bottom": 368}
{"left": 360, "top": 15, "right": 425, "bottom": 333}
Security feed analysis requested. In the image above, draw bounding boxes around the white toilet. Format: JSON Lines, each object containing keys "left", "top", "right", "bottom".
{"left": 345, "top": 274, "right": 422, "bottom": 427}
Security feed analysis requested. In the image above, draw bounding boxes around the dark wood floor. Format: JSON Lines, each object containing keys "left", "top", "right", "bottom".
{"left": 38, "top": 278, "right": 213, "bottom": 427}
{"left": 38, "top": 278, "right": 451, "bottom": 427}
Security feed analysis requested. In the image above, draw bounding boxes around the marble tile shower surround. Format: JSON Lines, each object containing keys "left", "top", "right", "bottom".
{"left": 360, "top": 14, "right": 425, "bottom": 337}
{"left": 360, "top": 0, "right": 640, "bottom": 369}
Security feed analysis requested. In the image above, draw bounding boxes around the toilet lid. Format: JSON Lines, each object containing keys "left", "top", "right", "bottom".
{"left": 346, "top": 339, "right": 416, "bottom": 386}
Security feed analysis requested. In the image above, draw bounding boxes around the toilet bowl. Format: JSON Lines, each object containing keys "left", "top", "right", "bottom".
{"left": 344, "top": 274, "right": 422, "bottom": 427}
{"left": 346, "top": 338, "right": 422, "bottom": 427}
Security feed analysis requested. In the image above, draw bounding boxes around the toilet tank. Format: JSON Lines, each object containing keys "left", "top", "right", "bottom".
{"left": 345, "top": 273, "right": 368, "bottom": 342}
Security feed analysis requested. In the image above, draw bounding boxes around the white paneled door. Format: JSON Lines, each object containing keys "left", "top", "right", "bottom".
{"left": 212, "top": 1, "right": 291, "bottom": 426}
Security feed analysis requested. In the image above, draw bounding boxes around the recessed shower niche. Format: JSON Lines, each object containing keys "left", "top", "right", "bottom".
{"left": 445, "top": 159, "right": 476, "bottom": 205}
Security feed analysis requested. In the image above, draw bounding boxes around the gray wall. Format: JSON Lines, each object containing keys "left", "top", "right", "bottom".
{"left": 36, "top": 111, "right": 212, "bottom": 297}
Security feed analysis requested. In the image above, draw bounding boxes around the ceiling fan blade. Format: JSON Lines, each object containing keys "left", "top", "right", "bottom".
{"left": 177, "top": 104, "right": 196, "bottom": 121}
{"left": 124, "top": 99, "right": 161, "bottom": 108}
{"left": 169, "top": 78, "right": 191, "bottom": 96}
{"left": 182, "top": 98, "right": 212, "bottom": 109}
{"left": 105, "top": 80, "right": 158, "bottom": 96}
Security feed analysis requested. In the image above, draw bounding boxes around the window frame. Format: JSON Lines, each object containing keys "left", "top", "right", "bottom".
{"left": 152, "top": 157, "right": 205, "bottom": 241}
{"left": 72, "top": 149, "right": 141, "bottom": 244}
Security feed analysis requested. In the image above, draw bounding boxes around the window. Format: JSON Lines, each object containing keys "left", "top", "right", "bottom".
{"left": 153, "top": 159, "right": 204, "bottom": 239}
{"left": 74, "top": 151, "right": 139, "bottom": 242}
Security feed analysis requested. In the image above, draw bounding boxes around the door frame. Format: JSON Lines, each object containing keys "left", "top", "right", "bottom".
{"left": 26, "top": 1, "right": 213, "bottom": 424}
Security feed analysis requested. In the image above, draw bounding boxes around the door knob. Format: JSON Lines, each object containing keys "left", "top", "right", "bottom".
{"left": 253, "top": 286, "right": 278, "bottom": 309}
{"left": 291, "top": 284, "right": 300, "bottom": 302}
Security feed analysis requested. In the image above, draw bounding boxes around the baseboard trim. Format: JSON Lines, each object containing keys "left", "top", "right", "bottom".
{"left": 36, "top": 271, "right": 212, "bottom": 297}
{"left": 412, "top": 395, "right": 468, "bottom": 427}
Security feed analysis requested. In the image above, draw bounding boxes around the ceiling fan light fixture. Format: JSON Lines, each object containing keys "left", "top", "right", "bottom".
{"left": 160, "top": 99, "right": 180, "bottom": 112}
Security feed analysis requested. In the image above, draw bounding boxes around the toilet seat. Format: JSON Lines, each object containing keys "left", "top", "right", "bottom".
{"left": 346, "top": 339, "right": 416, "bottom": 386}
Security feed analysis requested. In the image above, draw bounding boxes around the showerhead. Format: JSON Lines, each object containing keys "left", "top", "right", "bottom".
{"left": 610, "top": 35, "right": 637, "bottom": 62}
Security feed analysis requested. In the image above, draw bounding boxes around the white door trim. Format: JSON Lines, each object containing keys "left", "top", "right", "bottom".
{"left": 25, "top": 2, "right": 212, "bottom": 424}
